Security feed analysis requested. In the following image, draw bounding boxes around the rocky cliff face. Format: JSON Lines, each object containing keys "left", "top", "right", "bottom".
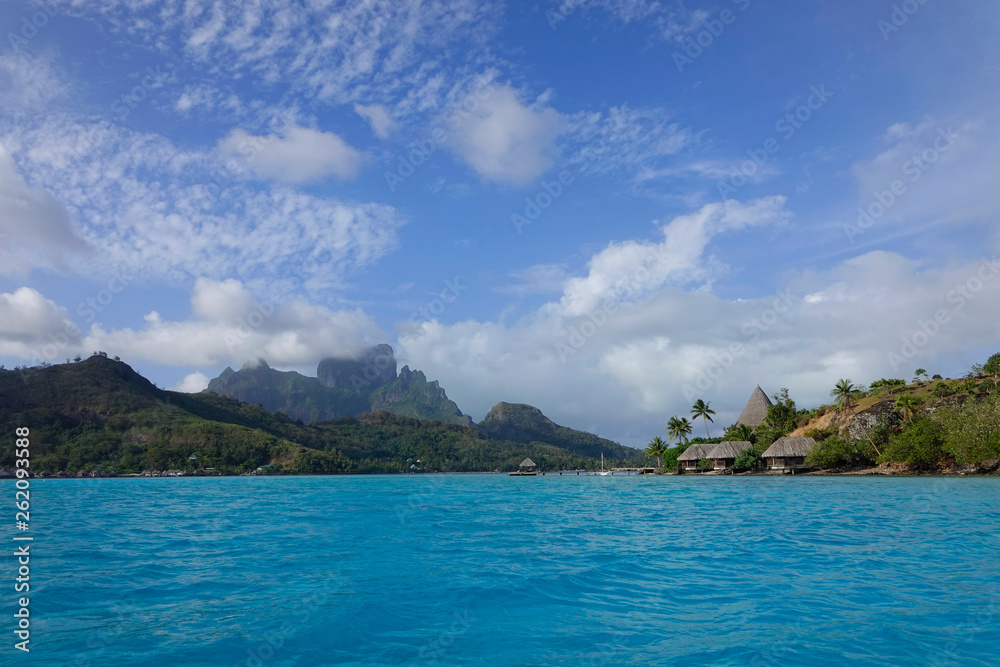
{"left": 847, "top": 400, "right": 902, "bottom": 440}
{"left": 317, "top": 344, "right": 397, "bottom": 391}
{"left": 206, "top": 345, "right": 466, "bottom": 425}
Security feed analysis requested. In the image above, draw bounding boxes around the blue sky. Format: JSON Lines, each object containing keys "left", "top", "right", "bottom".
{"left": 1, "top": 0, "right": 998, "bottom": 446}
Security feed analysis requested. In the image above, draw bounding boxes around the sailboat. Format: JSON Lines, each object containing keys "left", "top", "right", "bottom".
{"left": 597, "top": 452, "right": 611, "bottom": 475}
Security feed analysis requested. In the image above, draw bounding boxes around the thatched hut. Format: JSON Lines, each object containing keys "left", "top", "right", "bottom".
{"left": 676, "top": 442, "right": 717, "bottom": 471}
{"left": 761, "top": 437, "right": 816, "bottom": 470}
{"left": 519, "top": 458, "right": 537, "bottom": 472}
{"left": 737, "top": 385, "right": 773, "bottom": 429}
{"left": 706, "top": 441, "right": 754, "bottom": 471}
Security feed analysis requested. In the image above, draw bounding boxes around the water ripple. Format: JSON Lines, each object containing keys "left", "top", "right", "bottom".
{"left": 7, "top": 475, "right": 999, "bottom": 666}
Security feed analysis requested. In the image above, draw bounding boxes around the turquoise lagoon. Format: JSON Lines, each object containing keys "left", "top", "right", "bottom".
{"left": 7, "top": 475, "right": 1000, "bottom": 666}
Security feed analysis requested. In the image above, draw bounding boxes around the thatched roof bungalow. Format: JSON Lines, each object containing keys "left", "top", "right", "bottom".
{"left": 676, "top": 442, "right": 717, "bottom": 471}
{"left": 761, "top": 437, "right": 816, "bottom": 471}
{"left": 736, "top": 386, "right": 773, "bottom": 429}
{"left": 706, "top": 441, "right": 754, "bottom": 470}
{"left": 519, "top": 458, "right": 537, "bottom": 472}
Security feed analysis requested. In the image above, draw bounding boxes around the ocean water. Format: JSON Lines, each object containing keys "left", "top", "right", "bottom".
{"left": 6, "top": 474, "right": 1000, "bottom": 666}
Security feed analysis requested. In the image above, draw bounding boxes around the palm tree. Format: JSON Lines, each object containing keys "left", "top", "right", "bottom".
{"left": 644, "top": 436, "right": 667, "bottom": 468}
{"left": 727, "top": 424, "right": 755, "bottom": 443}
{"left": 690, "top": 399, "right": 716, "bottom": 438}
{"left": 895, "top": 394, "right": 922, "bottom": 423}
{"left": 831, "top": 379, "right": 858, "bottom": 415}
{"left": 831, "top": 379, "right": 881, "bottom": 457}
{"left": 666, "top": 416, "right": 693, "bottom": 445}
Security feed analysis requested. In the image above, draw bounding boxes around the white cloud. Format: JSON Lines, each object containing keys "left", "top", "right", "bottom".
{"left": 218, "top": 123, "right": 366, "bottom": 183}
{"left": 2, "top": 118, "right": 404, "bottom": 287}
{"left": 78, "top": 278, "right": 386, "bottom": 368}
{"left": 848, "top": 116, "right": 1000, "bottom": 234}
{"left": 0, "top": 143, "right": 91, "bottom": 275}
{"left": 0, "top": 51, "right": 68, "bottom": 114}
{"left": 0, "top": 278, "right": 386, "bottom": 369}
{"left": 448, "top": 86, "right": 563, "bottom": 186}
{"left": 48, "top": 0, "right": 502, "bottom": 113}
{"left": 495, "top": 264, "right": 569, "bottom": 296}
{"left": 555, "top": 196, "right": 789, "bottom": 316}
{"left": 563, "top": 106, "right": 695, "bottom": 181}
{"left": 0, "top": 287, "right": 80, "bottom": 359}
{"left": 354, "top": 104, "right": 397, "bottom": 139}
{"left": 396, "top": 203, "right": 1000, "bottom": 446}
{"left": 170, "top": 372, "right": 211, "bottom": 393}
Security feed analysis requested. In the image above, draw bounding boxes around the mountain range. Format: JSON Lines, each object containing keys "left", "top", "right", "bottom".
{"left": 0, "top": 352, "right": 642, "bottom": 474}
{"left": 206, "top": 345, "right": 471, "bottom": 425}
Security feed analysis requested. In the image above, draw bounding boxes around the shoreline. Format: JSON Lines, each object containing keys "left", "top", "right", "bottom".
{"left": 5, "top": 468, "right": 998, "bottom": 480}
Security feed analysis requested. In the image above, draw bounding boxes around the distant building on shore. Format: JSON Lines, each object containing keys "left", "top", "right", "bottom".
{"left": 762, "top": 437, "right": 817, "bottom": 471}
{"left": 707, "top": 441, "right": 754, "bottom": 471}
{"left": 676, "top": 442, "right": 717, "bottom": 471}
{"left": 736, "top": 386, "right": 773, "bottom": 429}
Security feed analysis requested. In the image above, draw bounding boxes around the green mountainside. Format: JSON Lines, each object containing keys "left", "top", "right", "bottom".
{"left": 478, "top": 402, "right": 639, "bottom": 460}
{"left": 0, "top": 356, "right": 646, "bottom": 475}
{"left": 206, "top": 345, "right": 467, "bottom": 425}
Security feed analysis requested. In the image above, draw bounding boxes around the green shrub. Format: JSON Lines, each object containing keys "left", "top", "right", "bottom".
{"left": 732, "top": 448, "right": 763, "bottom": 473}
{"left": 932, "top": 382, "right": 954, "bottom": 398}
{"left": 806, "top": 437, "right": 877, "bottom": 470}
{"left": 696, "top": 457, "right": 712, "bottom": 472}
{"left": 935, "top": 393, "right": 1000, "bottom": 464}
{"left": 881, "top": 418, "right": 947, "bottom": 470}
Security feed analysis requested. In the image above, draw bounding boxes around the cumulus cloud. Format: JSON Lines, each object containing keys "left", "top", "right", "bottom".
{"left": 218, "top": 123, "right": 366, "bottom": 183}
{"left": 396, "top": 198, "right": 1000, "bottom": 446}
{"left": 0, "top": 287, "right": 80, "bottom": 360}
{"left": 354, "top": 104, "right": 397, "bottom": 139}
{"left": 79, "top": 278, "right": 386, "bottom": 368}
{"left": 170, "top": 372, "right": 211, "bottom": 393}
{"left": 0, "top": 143, "right": 91, "bottom": 275}
{"left": 555, "top": 196, "right": 789, "bottom": 316}
{"left": 448, "top": 86, "right": 563, "bottom": 186}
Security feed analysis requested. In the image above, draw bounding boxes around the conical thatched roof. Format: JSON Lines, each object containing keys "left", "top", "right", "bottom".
{"left": 761, "top": 437, "right": 816, "bottom": 458}
{"left": 676, "top": 442, "right": 717, "bottom": 462}
{"left": 737, "top": 386, "right": 773, "bottom": 428}
{"left": 519, "top": 458, "right": 536, "bottom": 468}
{"left": 707, "top": 441, "right": 753, "bottom": 459}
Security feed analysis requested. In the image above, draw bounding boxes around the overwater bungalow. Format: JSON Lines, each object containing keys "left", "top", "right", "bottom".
{"left": 676, "top": 442, "right": 717, "bottom": 472}
{"left": 706, "top": 440, "right": 754, "bottom": 471}
{"left": 509, "top": 458, "right": 538, "bottom": 476}
{"left": 761, "top": 437, "right": 816, "bottom": 471}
